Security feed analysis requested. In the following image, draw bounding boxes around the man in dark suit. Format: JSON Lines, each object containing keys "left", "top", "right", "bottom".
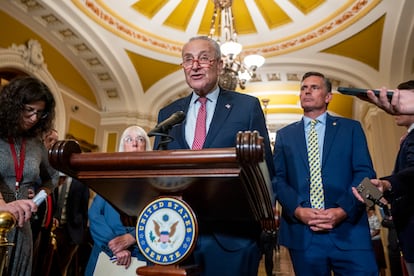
{"left": 365, "top": 80, "right": 414, "bottom": 275}
{"left": 153, "top": 36, "right": 275, "bottom": 276}
{"left": 50, "top": 174, "right": 90, "bottom": 276}
{"left": 273, "top": 71, "right": 378, "bottom": 275}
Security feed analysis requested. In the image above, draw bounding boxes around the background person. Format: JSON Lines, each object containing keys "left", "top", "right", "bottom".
{"left": 31, "top": 129, "right": 58, "bottom": 240}
{"left": 367, "top": 206, "right": 387, "bottom": 275}
{"left": 85, "top": 125, "right": 150, "bottom": 275}
{"left": 273, "top": 71, "right": 378, "bottom": 275}
{"left": 0, "top": 76, "right": 58, "bottom": 276}
{"left": 153, "top": 36, "right": 275, "bottom": 276}
{"left": 49, "top": 173, "right": 90, "bottom": 275}
{"left": 32, "top": 128, "right": 59, "bottom": 275}
{"left": 355, "top": 80, "right": 414, "bottom": 276}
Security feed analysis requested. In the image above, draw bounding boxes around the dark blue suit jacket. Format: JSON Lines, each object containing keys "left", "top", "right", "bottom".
{"left": 153, "top": 88, "right": 275, "bottom": 251}
{"left": 154, "top": 88, "right": 275, "bottom": 179}
{"left": 383, "top": 130, "right": 414, "bottom": 262}
{"left": 274, "top": 114, "right": 375, "bottom": 250}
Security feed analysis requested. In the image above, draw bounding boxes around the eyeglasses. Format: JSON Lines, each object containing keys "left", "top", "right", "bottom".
{"left": 23, "top": 105, "right": 48, "bottom": 119}
{"left": 124, "top": 136, "right": 146, "bottom": 144}
{"left": 181, "top": 55, "right": 216, "bottom": 69}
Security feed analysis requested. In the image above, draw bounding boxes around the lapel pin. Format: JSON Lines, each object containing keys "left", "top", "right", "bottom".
{"left": 333, "top": 122, "right": 337, "bottom": 126}
{"left": 225, "top": 104, "right": 231, "bottom": 109}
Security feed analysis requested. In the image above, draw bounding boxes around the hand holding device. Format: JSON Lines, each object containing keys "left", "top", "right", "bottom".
{"left": 356, "top": 177, "right": 383, "bottom": 208}
{"left": 338, "top": 87, "right": 393, "bottom": 100}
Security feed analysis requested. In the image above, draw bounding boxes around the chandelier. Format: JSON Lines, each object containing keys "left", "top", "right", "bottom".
{"left": 208, "top": 0, "right": 265, "bottom": 90}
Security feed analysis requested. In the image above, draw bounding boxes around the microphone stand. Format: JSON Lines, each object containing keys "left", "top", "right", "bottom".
{"left": 148, "top": 111, "right": 186, "bottom": 150}
{"left": 148, "top": 131, "right": 173, "bottom": 150}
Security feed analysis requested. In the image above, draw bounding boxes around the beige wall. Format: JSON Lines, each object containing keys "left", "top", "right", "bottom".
{"left": 354, "top": 99, "right": 406, "bottom": 177}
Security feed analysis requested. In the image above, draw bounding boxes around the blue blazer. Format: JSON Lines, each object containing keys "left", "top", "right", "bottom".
{"left": 274, "top": 114, "right": 376, "bottom": 250}
{"left": 154, "top": 88, "right": 275, "bottom": 182}
{"left": 153, "top": 88, "right": 275, "bottom": 250}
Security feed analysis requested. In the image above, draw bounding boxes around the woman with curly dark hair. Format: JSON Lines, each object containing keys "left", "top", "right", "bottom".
{"left": 0, "top": 76, "right": 58, "bottom": 276}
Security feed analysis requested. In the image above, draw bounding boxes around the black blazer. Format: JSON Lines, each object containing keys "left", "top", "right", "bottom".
{"left": 382, "top": 130, "right": 414, "bottom": 261}
{"left": 53, "top": 177, "right": 90, "bottom": 245}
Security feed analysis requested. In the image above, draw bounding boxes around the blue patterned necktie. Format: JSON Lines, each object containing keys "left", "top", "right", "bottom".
{"left": 308, "top": 119, "right": 324, "bottom": 209}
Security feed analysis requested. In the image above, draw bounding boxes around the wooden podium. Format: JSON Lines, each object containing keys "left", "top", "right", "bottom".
{"left": 49, "top": 131, "right": 276, "bottom": 275}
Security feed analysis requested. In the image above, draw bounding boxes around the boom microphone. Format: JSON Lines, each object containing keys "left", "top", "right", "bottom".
{"left": 148, "top": 111, "right": 186, "bottom": 136}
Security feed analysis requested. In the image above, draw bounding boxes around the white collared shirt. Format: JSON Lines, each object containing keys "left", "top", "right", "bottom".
{"left": 185, "top": 88, "right": 219, "bottom": 147}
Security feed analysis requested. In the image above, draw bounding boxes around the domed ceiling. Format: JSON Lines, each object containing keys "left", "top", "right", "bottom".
{"left": 1, "top": 0, "right": 413, "bottom": 131}
{"left": 79, "top": 0, "right": 377, "bottom": 57}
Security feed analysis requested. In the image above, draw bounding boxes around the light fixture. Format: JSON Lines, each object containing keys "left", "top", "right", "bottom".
{"left": 208, "top": 0, "right": 265, "bottom": 90}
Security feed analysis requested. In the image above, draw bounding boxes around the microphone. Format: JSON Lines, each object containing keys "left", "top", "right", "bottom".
{"left": 148, "top": 111, "right": 186, "bottom": 136}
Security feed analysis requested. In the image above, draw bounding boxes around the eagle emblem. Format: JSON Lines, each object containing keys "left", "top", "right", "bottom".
{"left": 136, "top": 197, "right": 197, "bottom": 265}
{"left": 153, "top": 220, "right": 178, "bottom": 244}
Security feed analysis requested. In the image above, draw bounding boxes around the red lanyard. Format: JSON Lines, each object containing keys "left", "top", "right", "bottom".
{"left": 8, "top": 137, "right": 26, "bottom": 196}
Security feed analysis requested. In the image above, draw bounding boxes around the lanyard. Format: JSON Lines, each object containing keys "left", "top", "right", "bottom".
{"left": 9, "top": 137, "right": 26, "bottom": 198}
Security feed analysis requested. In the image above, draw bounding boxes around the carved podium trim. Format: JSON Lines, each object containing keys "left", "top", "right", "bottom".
{"left": 49, "top": 131, "right": 276, "bottom": 275}
{"left": 49, "top": 131, "right": 276, "bottom": 230}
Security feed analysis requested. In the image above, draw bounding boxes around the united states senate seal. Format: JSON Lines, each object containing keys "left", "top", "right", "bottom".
{"left": 136, "top": 197, "right": 198, "bottom": 265}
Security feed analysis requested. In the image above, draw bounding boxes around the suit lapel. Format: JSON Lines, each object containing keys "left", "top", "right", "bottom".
{"left": 295, "top": 120, "right": 309, "bottom": 169}
{"left": 322, "top": 114, "right": 339, "bottom": 168}
{"left": 203, "top": 89, "right": 233, "bottom": 148}
{"left": 175, "top": 95, "right": 193, "bottom": 149}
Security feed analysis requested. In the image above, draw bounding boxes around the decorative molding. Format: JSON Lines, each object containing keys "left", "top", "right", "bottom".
{"left": 0, "top": 40, "right": 65, "bottom": 136}
{"left": 9, "top": 39, "right": 46, "bottom": 72}
{"left": 5, "top": 0, "right": 120, "bottom": 102}
{"left": 74, "top": 0, "right": 379, "bottom": 57}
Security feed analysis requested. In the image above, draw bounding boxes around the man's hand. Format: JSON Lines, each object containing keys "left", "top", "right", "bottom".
{"left": 370, "top": 178, "right": 392, "bottom": 192}
{"left": 365, "top": 88, "right": 398, "bottom": 114}
{"left": 364, "top": 88, "right": 414, "bottom": 115}
{"left": 352, "top": 187, "right": 365, "bottom": 203}
{"left": 295, "top": 206, "right": 347, "bottom": 232}
{"left": 308, "top": 208, "right": 347, "bottom": 231}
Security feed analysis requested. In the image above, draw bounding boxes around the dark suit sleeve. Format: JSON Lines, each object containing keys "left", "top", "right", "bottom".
{"left": 273, "top": 130, "right": 303, "bottom": 222}
{"left": 153, "top": 97, "right": 189, "bottom": 150}
{"left": 336, "top": 122, "right": 376, "bottom": 223}
{"left": 381, "top": 134, "right": 414, "bottom": 196}
{"left": 382, "top": 167, "right": 414, "bottom": 198}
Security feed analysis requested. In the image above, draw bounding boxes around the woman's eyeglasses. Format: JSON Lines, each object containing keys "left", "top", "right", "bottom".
{"left": 23, "top": 105, "right": 48, "bottom": 119}
{"left": 124, "top": 136, "right": 146, "bottom": 144}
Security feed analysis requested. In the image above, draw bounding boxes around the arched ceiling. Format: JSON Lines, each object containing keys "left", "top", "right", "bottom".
{"left": 1, "top": 0, "right": 414, "bottom": 130}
